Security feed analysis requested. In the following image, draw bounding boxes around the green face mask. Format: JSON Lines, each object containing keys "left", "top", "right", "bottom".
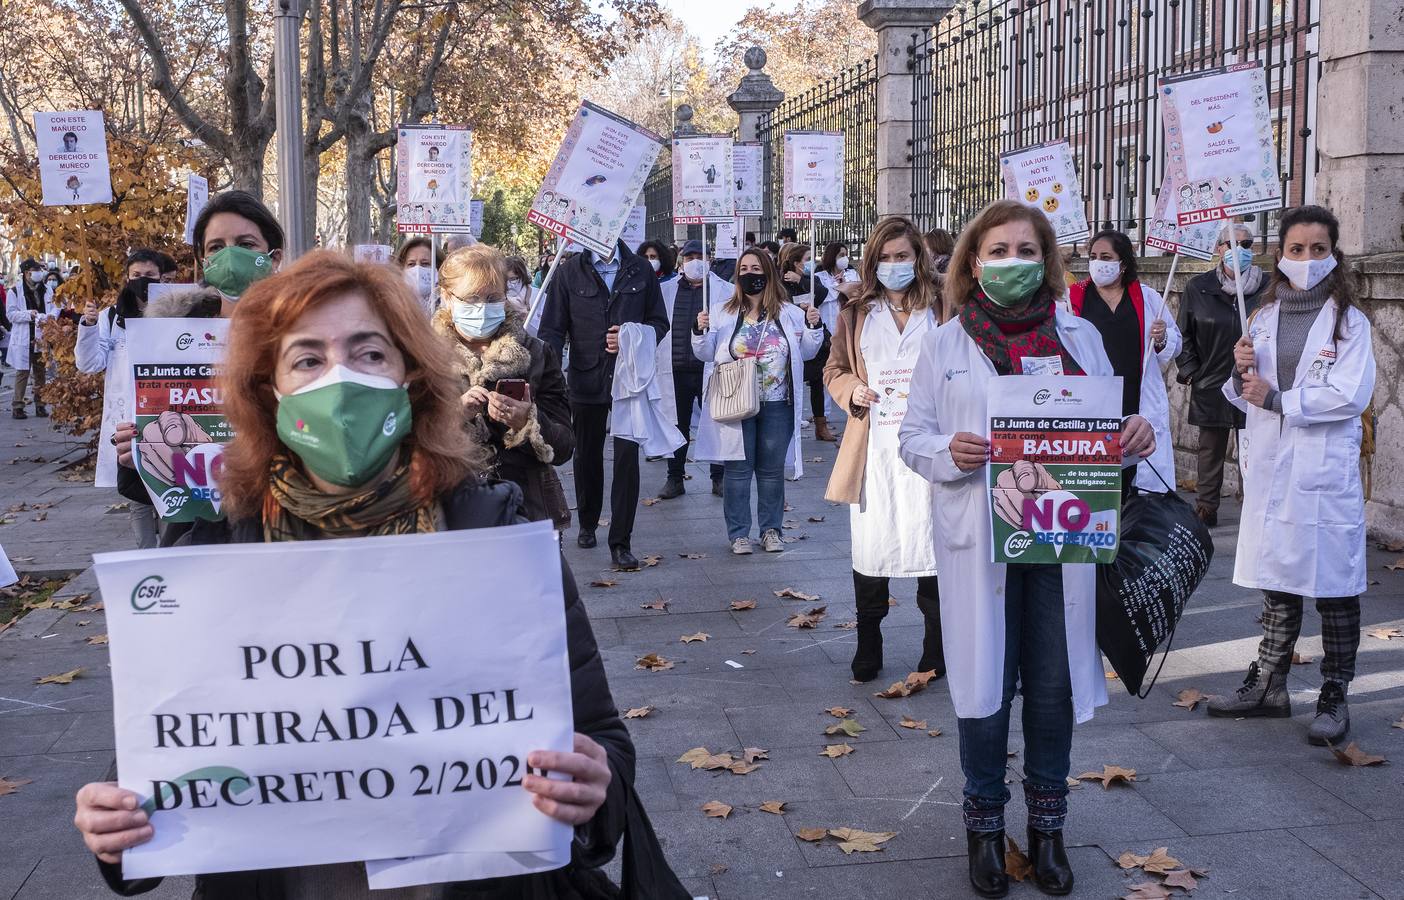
{"left": 977, "top": 257, "right": 1045, "bottom": 307}
{"left": 204, "top": 245, "right": 274, "bottom": 301}
{"left": 275, "top": 365, "right": 412, "bottom": 488}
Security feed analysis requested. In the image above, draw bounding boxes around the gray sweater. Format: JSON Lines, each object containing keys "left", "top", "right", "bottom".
{"left": 1265, "top": 280, "right": 1334, "bottom": 412}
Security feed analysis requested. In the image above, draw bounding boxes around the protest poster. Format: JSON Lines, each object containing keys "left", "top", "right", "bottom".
{"left": 126, "top": 318, "right": 232, "bottom": 523}
{"left": 987, "top": 375, "right": 1124, "bottom": 565}
{"left": 95, "top": 521, "right": 574, "bottom": 881}
{"left": 671, "top": 133, "right": 734, "bottom": 224}
{"left": 714, "top": 218, "right": 742, "bottom": 260}
{"left": 527, "top": 101, "right": 663, "bottom": 259}
{"left": 353, "top": 245, "right": 394, "bottom": 264}
{"left": 1159, "top": 62, "right": 1280, "bottom": 226}
{"left": 34, "top": 110, "right": 112, "bottom": 205}
{"left": 1145, "top": 174, "right": 1219, "bottom": 261}
{"left": 619, "top": 204, "right": 646, "bottom": 249}
{"left": 732, "top": 142, "right": 764, "bottom": 216}
{"left": 470, "top": 199, "right": 484, "bottom": 238}
{"left": 184, "top": 174, "right": 209, "bottom": 246}
{"left": 782, "top": 131, "right": 843, "bottom": 220}
{"left": 999, "top": 139, "right": 1090, "bottom": 244}
{"left": 0, "top": 543, "right": 15, "bottom": 589}
{"left": 396, "top": 124, "right": 474, "bottom": 234}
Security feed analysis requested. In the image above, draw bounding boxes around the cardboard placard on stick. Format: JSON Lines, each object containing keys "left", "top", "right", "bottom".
{"left": 396, "top": 124, "right": 474, "bottom": 234}
{"left": 35, "top": 110, "right": 112, "bottom": 206}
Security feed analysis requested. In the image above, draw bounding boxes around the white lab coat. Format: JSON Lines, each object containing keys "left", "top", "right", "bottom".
{"left": 1129, "top": 285, "right": 1182, "bottom": 492}
{"left": 610, "top": 322, "right": 686, "bottom": 458}
{"left": 816, "top": 269, "right": 857, "bottom": 334}
{"left": 659, "top": 273, "right": 730, "bottom": 430}
{"left": 691, "top": 302, "right": 824, "bottom": 480}
{"left": 899, "top": 310, "right": 1132, "bottom": 724}
{"left": 75, "top": 310, "right": 129, "bottom": 487}
{"left": 5, "top": 284, "right": 58, "bottom": 371}
{"left": 1223, "top": 299, "right": 1375, "bottom": 599}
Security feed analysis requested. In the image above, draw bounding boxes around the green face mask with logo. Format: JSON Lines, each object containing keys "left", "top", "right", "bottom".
{"left": 275, "top": 365, "right": 412, "bottom": 488}
{"left": 203, "top": 245, "right": 274, "bottom": 301}
{"left": 977, "top": 257, "right": 1045, "bottom": 307}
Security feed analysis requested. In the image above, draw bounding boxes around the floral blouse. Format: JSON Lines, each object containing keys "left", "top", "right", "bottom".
{"left": 731, "top": 315, "right": 791, "bottom": 402}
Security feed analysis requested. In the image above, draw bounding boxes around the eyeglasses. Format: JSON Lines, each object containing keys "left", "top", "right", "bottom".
{"left": 1218, "top": 239, "right": 1254, "bottom": 250}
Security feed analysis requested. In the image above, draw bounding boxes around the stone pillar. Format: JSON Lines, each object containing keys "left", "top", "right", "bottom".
{"left": 1314, "top": 0, "right": 1404, "bottom": 256}
{"left": 727, "top": 47, "right": 784, "bottom": 242}
{"left": 859, "top": 0, "right": 954, "bottom": 220}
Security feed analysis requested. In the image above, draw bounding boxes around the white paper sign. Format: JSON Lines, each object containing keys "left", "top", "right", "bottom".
{"left": 782, "top": 131, "right": 844, "bottom": 221}
{"left": 396, "top": 124, "right": 474, "bottom": 234}
{"left": 714, "top": 219, "right": 742, "bottom": 260}
{"left": 469, "top": 199, "right": 485, "bottom": 238}
{"left": 353, "top": 245, "right": 394, "bottom": 264}
{"left": 35, "top": 110, "right": 112, "bottom": 205}
{"left": 732, "top": 142, "right": 764, "bottom": 216}
{"left": 96, "top": 522, "right": 573, "bottom": 880}
{"left": 620, "top": 204, "right": 646, "bottom": 250}
{"left": 672, "top": 134, "right": 734, "bottom": 224}
{"left": 0, "top": 543, "right": 17, "bottom": 589}
{"left": 1159, "top": 62, "right": 1280, "bottom": 226}
{"left": 1145, "top": 174, "right": 1220, "bottom": 261}
{"left": 999, "top": 140, "right": 1090, "bottom": 244}
{"left": 183, "top": 174, "right": 209, "bottom": 246}
{"left": 528, "top": 101, "right": 663, "bottom": 259}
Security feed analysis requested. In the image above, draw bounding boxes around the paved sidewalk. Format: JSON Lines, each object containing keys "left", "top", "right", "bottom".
{"left": 1, "top": 395, "right": 1402, "bottom": 899}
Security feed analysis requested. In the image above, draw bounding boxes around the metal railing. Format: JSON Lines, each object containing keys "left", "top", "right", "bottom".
{"left": 642, "top": 155, "right": 674, "bottom": 245}
{"left": 909, "top": 0, "right": 1320, "bottom": 250}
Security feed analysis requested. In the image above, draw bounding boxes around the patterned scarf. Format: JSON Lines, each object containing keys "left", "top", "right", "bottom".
{"left": 262, "top": 452, "right": 438, "bottom": 542}
{"left": 959, "top": 289, "right": 1083, "bottom": 376}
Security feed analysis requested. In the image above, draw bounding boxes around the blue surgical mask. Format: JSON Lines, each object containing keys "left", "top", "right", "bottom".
{"left": 1222, "top": 247, "right": 1253, "bottom": 276}
{"left": 802, "top": 260, "right": 814, "bottom": 276}
{"left": 876, "top": 261, "right": 915, "bottom": 292}
{"left": 453, "top": 300, "right": 506, "bottom": 339}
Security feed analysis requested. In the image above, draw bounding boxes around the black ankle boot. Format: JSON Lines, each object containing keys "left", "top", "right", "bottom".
{"left": 850, "top": 618, "right": 883, "bottom": 682}
{"left": 1027, "top": 827, "right": 1073, "bottom": 895}
{"left": 966, "top": 829, "right": 1009, "bottom": 898}
{"left": 917, "top": 616, "right": 945, "bottom": 677}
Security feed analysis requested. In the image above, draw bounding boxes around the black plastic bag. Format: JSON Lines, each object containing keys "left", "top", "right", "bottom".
{"left": 1096, "top": 476, "right": 1214, "bottom": 696}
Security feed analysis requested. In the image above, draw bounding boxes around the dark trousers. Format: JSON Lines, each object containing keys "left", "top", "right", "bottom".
{"left": 669, "top": 368, "right": 723, "bottom": 484}
{"left": 957, "top": 564, "right": 1073, "bottom": 833}
{"left": 1258, "top": 591, "right": 1360, "bottom": 683}
{"left": 12, "top": 359, "right": 45, "bottom": 412}
{"left": 853, "top": 570, "right": 940, "bottom": 623}
{"left": 571, "top": 401, "right": 639, "bottom": 550}
{"left": 1196, "top": 425, "right": 1231, "bottom": 512}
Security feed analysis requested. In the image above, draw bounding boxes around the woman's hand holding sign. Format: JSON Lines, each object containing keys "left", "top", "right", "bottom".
{"left": 950, "top": 432, "right": 990, "bottom": 472}
{"left": 75, "top": 782, "right": 151, "bottom": 864}
{"left": 524, "top": 732, "right": 612, "bottom": 826}
{"left": 1119, "top": 414, "right": 1156, "bottom": 459}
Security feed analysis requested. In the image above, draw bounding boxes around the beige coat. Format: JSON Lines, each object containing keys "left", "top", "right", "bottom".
{"left": 822, "top": 300, "right": 873, "bottom": 503}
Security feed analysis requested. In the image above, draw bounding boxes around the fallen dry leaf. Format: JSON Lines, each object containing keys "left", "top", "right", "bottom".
{"left": 640, "top": 599, "right": 669, "bottom": 611}
{"left": 1392, "top": 716, "right": 1404, "bottom": 730}
{"left": 680, "top": 632, "right": 710, "bottom": 643}
{"left": 823, "top": 706, "right": 854, "bottom": 718}
{"left": 820, "top": 743, "right": 855, "bottom": 758}
{"left": 797, "top": 827, "right": 828, "bottom": 842}
{"left": 1161, "top": 869, "right": 1201, "bottom": 891}
{"left": 678, "top": 552, "right": 708, "bottom": 560}
{"left": 927, "top": 729, "right": 942, "bottom": 737}
{"left": 1106, "top": 670, "right": 1120, "bottom": 680}
{"left": 641, "top": 497, "right": 660, "bottom": 506}
{"left": 79, "top": 601, "right": 104, "bottom": 612}
{"left": 774, "top": 587, "right": 820, "bottom": 602}
{"left": 787, "top": 606, "right": 827, "bottom": 628}
{"left": 1292, "top": 652, "right": 1313, "bottom": 665}
{"left": 874, "top": 670, "right": 939, "bottom": 700}
{"left": 899, "top": 715, "right": 927, "bottom": 730}
{"left": 729, "top": 600, "right": 757, "bottom": 611}
{"left": 1122, "top": 884, "right": 1172, "bottom": 900}
{"left": 635, "top": 653, "right": 674, "bottom": 672}
{"left": 701, "top": 800, "right": 732, "bottom": 819}
{"left": 85, "top": 634, "right": 108, "bottom": 646}
{"left": 1119, "top": 847, "right": 1183, "bottom": 875}
{"left": 741, "top": 649, "right": 756, "bottom": 655}
{"left": 590, "top": 578, "right": 619, "bottom": 588}
{"left": 758, "top": 800, "right": 786, "bottom": 815}
{"left": 640, "top": 554, "right": 662, "bottom": 567}
{"left": 833, "top": 621, "right": 857, "bottom": 630}
{"left": 1173, "top": 688, "right": 1209, "bottom": 712}
{"left": 35, "top": 668, "right": 84, "bottom": 685}
{"left": 1329, "top": 742, "right": 1387, "bottom": 767}
{"left": 677, "top": 747, "right": 713, "bottom": 766}
{"left": 1366, "top": 627, "right": 1402, "bottom": 640}
{"left": 1076, "top": 765, "right": 1138, "bottom": 789}
{"left": 808, "top": 515, "right": 825, "bottom": 523}
{"left": 0, "top": 776, "right": 34, "bottom": 797}
{"left": 1004, "top": 835, "right": 1034, "bottom": 881}
{"left": 622, "top": 706, "right": 654, "bottom": 719}
{"left": 830, "top": 827, "right": 896, "bottom": 854}
{"left": 824, "top": 718, "right": 866, "bottom": 738}
{"left": 1385, "top": 556, "right": 1404, "bottom": 572}
{"left": 75, "top": 620, "right": 90, "bottom": 627}
{"left": 105, "top": 502, "right": 130, "bottom": 512}
{"left": 727, "top": 761, "right": 762, "bottom": 775}
{"left": 742, "top": 747, "right": 769, "bottom": 763}
{"left": 1378, "top": 539, "right": 1404, "bottom": 553}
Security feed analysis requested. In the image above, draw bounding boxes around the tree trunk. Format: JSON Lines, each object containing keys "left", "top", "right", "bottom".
{"left": 230, "top": 145, "right": 266, "bottom": 197}
{"left": 343, "top": 112, "right": 373, "bottom": 245}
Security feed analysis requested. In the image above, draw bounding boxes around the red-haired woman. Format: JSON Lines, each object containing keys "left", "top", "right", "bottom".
{"left": 72, "top": 251, "right": 680, "bottom": 898}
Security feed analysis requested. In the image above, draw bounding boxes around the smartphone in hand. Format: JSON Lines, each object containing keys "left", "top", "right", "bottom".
{"left": 495, "top": 379, "right": 530, "bottom": 402}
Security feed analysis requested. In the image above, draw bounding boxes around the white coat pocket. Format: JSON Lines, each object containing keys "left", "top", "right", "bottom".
{"left": 934, "top": 480, "right": 977, "bottom": 550}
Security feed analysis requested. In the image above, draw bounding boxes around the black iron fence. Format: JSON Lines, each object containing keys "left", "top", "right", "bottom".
{"left": 642, "top": 156, "right": 674, "bottom": 245}
{"left": 909, "top": 0, "right": 1320, "bottom": 251}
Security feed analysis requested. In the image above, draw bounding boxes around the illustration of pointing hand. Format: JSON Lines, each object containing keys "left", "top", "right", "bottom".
{"left": 992, "top": 460, "right": 1061, "bottom": 530}
{"left": 136, "top": 411, "right": 212, "bottom": 486}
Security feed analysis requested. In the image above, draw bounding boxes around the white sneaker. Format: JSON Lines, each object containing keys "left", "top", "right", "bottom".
{"left": 761, "top": 530, "right": 784, "bottom": 552}
{"left": 731, "top": 537, "right": 754, "bottom": 555}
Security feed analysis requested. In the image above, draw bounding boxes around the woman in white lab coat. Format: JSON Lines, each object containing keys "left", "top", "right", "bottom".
{"left": 898, "top": 200, "right": 1156, "bottom": 899}
{"left": 1066, "top": 229, "right": 1182, "bottom": 493}
{"left": 692, "top": 248, "right": 822, "bottom": 554}
{"left": 824, "top": 217, "right": 944, "bottom": 683}
{"left": 5, "top": 259, "right": 58, "bottom": 418}
{"left": 1207, "top": 205, "right": 1375, "bottom": 748}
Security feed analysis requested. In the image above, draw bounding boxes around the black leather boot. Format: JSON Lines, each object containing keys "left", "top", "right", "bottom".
{"left": 967, "top": 829, "right": 1009, "bottom": 898}
{"left": 1027, "top": 827, "right": 1074, "bottom": 895}
{"left": 915, "top": 576, "right": 945, "bottom": 677}
{"left": 850, "top": 618, "right": 883, "bottom": 682}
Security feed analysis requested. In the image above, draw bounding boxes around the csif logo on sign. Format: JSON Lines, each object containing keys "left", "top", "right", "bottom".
{"left": 130, "top": 574, "right": 180, "bottom": 615}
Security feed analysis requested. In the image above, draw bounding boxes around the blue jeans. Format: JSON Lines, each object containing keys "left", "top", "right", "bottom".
{"left": 723, "top": 401, "right": 793, "bottom": 541}
{"left": 957, "top": 563, "right": 1074, "bottom": 832}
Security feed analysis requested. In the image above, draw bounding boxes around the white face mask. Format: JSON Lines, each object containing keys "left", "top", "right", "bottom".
{"left": 1088, "top": 258, "right": 1122, "bottom": 287}
{"left": 506, "top": 278, "right": 524, "bottom": 296}
{"left": 28, "top": 270, "right": 45, "bottom": 284}
{"left": 647, "top": 258, "right": 662, "bottom": 273}
{"left": 835, "top": 256, "right": 850, "bottom": 271}
{"left": 1276, "top": 254, "right": 1336, "bottom": 291}
{"left": 682, "top": 259, "right": 706, "bottom": 282}
{"left": 403, "top": 264, "right": 435, "bottom": 300}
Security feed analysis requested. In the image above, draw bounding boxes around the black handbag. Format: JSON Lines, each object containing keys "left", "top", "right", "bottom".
{"left": 1096, "top": 463, "right": 1214, "bottom": 696}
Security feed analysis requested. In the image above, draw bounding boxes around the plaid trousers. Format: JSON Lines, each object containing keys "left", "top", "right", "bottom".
{"left": 1257, "top": 591, "right": 1361, "bottom": 683}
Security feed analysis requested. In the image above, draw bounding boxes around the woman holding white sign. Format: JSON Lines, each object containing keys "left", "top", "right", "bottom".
{"left": 1066, "top": 229, "right": 1182, "bottom": 494}
{"left": 899, "top": 200, "right": 1156, "bottom": 898}
{"left": 824, "top": 217, "right": 945, "bottom": 684}
{"left": 1209, "top": 205, "right": 1376, "bottom": 748}
{"left": 75, "top": 251, "right": 684, "bottom": 898}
